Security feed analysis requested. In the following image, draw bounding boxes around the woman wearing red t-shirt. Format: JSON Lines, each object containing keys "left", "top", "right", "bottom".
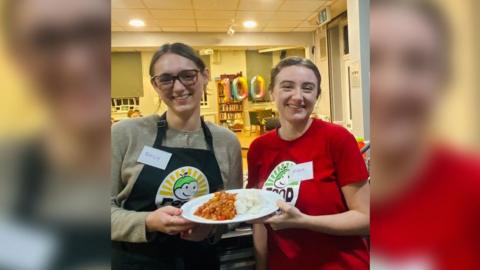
{"left": 370, "top": 1, "right": 480, "bottom": 269}
{"left": 247, "top": 57, "right": 370, "bottom": 270}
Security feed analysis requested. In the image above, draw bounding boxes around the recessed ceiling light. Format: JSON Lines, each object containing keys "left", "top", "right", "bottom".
{"left": 243, "top": 20, "right": 257, "bottom": 28}
{"left": 129, "top": 19, "right": 145, "bottom": 27}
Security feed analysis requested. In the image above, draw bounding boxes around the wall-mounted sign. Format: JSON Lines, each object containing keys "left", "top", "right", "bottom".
{"left": 318, "top": 7, "right": 331, "bottom": 26}
{"left": 349, "top": 62, "right": 361, "bottom": 88}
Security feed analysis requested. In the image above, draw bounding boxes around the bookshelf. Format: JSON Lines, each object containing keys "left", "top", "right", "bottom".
{"left": 217, "top": 72, "right": 244, "bottom": 132}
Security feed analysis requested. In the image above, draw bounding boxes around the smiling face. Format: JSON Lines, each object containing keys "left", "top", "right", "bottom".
{"left": 271, "top": 65, "right": 319, "bottom": 125}
{"left": 273, "top": 172, "right": 289, "bottom": 189}
{"left": 9, "top": 0, "right": 110, "bottom": 134}
{"left": 151, "top": 53, "right": 209, "bottom": 117}
{"left": 371, "top": 4, "right": 445, "bottom": 160}
{"left": 173, "top": 176, "right": 198, "bottom": 200}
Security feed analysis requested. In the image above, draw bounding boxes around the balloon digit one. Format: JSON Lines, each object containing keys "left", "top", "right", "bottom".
{"left": 221, "top": 78, "right": 233, "bottom": 103}
{"left": 232, "top": 76, "right": 248, "bottom": 101}
{"left": 250, "top": 75, "right": 266, "bottom": 101}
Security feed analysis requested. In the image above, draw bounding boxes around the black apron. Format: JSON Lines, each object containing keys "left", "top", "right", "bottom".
{"left": 16, "top": 140, "right": 110, "bottom": 270}
{"left": 112, "top": 113, "right": 224, "bottom": 270}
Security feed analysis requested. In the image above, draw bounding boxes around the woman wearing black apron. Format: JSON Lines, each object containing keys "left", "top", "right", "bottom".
{"left": 111, "top": 43, "right": 243, "bottom": 270}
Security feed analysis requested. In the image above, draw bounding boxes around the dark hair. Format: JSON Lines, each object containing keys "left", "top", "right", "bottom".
{"left": 149, "top": 43, "right": 205, "bottom": 77}
{"left": 269, "top": 56, "right": 321, "bottom": 98}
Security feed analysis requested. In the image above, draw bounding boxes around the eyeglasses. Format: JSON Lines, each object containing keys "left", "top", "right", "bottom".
{"left": 151, "top": 69, "right": 200, "bottom": 90}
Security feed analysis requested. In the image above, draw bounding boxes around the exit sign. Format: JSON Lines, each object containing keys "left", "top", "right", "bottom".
{"left": 318, "top": 7, "right": 331, "bottom": 25}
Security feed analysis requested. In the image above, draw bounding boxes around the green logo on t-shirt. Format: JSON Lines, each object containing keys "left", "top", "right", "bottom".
{"left": 263, "top": 161, "right": 300, "bottom": 205}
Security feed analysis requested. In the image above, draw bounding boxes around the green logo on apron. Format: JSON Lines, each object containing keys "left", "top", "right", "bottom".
{"left": 173, "top": 174, "right": 198, "bottom": 200}
{"left": 155, "top": 166, "right": 209, "bottom": 207}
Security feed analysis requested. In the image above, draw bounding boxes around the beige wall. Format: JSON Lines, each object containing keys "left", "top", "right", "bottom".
{"left": 314, "top": 26, "right": 332, "bottom": 122}
{"left": 347, "top": 0, "right": 368, "bottom": 137}
{"left": 432, "top": 0, "right": 478, "bottom": 147}
{"left": 139, "top": 51, "right": 164, "bottom": 116}
{"left": 0, "top": 39, "right": 46, "bottom": 136}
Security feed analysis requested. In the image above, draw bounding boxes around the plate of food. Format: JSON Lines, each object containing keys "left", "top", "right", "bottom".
{"left": 181, "top": 189, "right": 283, "bottom": 224}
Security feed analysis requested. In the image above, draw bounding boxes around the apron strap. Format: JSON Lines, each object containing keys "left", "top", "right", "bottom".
{"left": 200, "top": 116, "right": 214, "bottom": 152}
{"left": 153, "top": 112, "right": 214, "bottom": 152}
{"left": 152, "top": 113, "right": 168, "bottom": 148}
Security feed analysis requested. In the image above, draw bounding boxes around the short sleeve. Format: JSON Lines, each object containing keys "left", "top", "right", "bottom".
{"left": 332, "top": 131, "right": 369, "bottom": 187}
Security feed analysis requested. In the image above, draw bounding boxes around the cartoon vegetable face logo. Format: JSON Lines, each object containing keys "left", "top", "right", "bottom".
{"left": 173, "top": 173, "right": 199, "bottom": 200}
{"left": 263, "top": 161, "right": 299, "bottom": 205}
{"left": 155, "top": 166, "right": 209, "bottom": 207}
{"left": 272, "top": 163, "right": 292, "bottom": 188}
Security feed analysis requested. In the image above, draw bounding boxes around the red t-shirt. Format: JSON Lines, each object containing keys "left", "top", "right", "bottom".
{"left": 371, "top": 147, "right": 480, "bottom": 270}
{"left": 247, "top": 119, "right": 369, "bottom": 270}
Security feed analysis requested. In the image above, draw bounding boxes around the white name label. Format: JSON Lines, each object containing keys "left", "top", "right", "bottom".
{"left": 371, "top": 254, "right": 433, "bottom": 270}
{"left": 289, "top": 161, "right": 314, "bottom": 183}
{"left": 137, "top": 146, "right": 172, "bottom": 170}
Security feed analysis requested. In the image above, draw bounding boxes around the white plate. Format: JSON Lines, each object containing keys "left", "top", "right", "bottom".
{"left": 181, "top": 189, "right": 283, "bottom": 224}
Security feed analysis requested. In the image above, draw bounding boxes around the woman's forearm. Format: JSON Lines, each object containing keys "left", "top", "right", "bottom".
{"left": 298, "top": 210, "right": 369, "bottom": 236}
{"left": 253, "top": 224, "right": 268, "bottom": 270}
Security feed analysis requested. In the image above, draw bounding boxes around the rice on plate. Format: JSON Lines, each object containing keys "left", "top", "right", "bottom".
{"left": 235, "top": 189, "right": 264, "bottom": 215}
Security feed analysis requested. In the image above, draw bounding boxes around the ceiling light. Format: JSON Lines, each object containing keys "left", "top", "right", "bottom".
{"left": 129, "top": 19, "right": 145, "bottom": 27}
{"left": 243, "top": 20, "right": 257, "bottom": 28}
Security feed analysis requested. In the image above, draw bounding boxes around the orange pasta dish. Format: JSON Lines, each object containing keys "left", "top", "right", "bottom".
{"left": 194, "top": 191, "right": 237, "bottom": 220}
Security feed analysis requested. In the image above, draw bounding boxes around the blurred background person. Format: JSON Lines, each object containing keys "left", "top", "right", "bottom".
{"left": 0, "top": 0, "right": 110, "bottom": 269}
{"left": 370, "top": 0, "right": 480, "bottom": 269}
{"left": 127, "top": 109, "right": 142, "bottom": 118}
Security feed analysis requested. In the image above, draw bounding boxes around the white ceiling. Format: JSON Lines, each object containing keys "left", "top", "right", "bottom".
{"left": 112, "top": 0, "right": 334, "bottom": 33}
